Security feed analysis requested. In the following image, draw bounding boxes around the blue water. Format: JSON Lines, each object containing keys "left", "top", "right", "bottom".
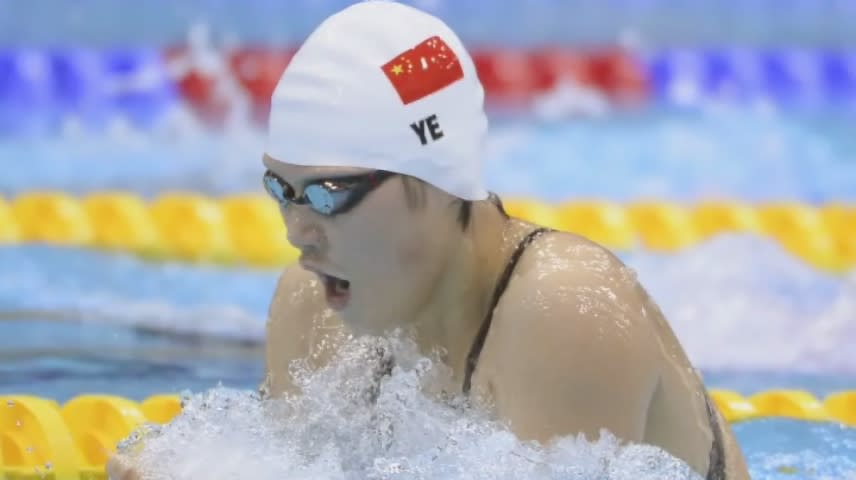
{"left": 1, "top": 3, "right": 854, "bottom": 477}
{"left": 1, "top": 45, "right": 856, "bottom": 480}
{"left": 2, "top": 107, "right": 855, "bottom": 201}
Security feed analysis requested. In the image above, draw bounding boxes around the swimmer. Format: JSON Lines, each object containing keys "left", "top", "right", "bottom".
{"left": 108, "top": 2, "right": 749, "bottom": 479}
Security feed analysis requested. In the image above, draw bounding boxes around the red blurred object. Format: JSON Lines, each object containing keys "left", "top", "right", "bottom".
{"left": 472, "top": 47, "right": 648, "bottom": 106}
{"left": 229, "top": 47, "right": 295, "bottom": 124}
{"left": 162, "top": 46, "right": 230, "bottom": 128}
{"left": 163, "top": 45, "right": 651, "bottom": 123}
{"left": 472, "top": 49, "right": 543, "bottom": 105}
{"left": 529, "top": 48, "right": 590, "bottom": 90}
{"left": 581, "top": 48, "right": 649, "bottom": 104}
{"left": 163, "top": 47, "right": 211, "bottom": 105}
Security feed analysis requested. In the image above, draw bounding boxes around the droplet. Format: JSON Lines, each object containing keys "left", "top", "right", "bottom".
{"left": 15, "top": 419, "right": 22, "bottom": 428}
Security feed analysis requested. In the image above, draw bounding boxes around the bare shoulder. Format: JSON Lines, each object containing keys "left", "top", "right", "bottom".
{"left": 263, "top": 265, "right": 345, "bottom": 397}
{"left": 482, "top": 232, "right": 659, "bottom": 378}
{"left": 509, "top": 230, "right": 654, "bottom": 333}
{"left": 478, "top": 231, "right": 661, "bottom": 442}
{"left": 496, "top": 232, "right": 657, "bottom": 352}
{"left": 518, "top": 231, "right": 637, "bottom": 288}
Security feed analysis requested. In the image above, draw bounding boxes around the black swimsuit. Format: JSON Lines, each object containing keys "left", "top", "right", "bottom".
{"left": 460, "top": 226, "right": 727, "bottom": 480}
{"left": 704, "top": 393, "right": 727, "bottom": 480}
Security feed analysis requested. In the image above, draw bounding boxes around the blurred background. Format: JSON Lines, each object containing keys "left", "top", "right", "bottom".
{"left": 1, "top": 0, "right": 855, "bottom": 476}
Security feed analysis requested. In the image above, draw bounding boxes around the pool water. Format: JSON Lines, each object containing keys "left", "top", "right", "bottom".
{"left": 1, "top": 98, "right": 855, "bottom": 477}
{"left": 2, "top": 106, "right": 855, "bottom": 201}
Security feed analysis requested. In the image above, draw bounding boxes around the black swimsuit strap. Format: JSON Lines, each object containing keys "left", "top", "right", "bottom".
{"left": 705, "top": 392, "right": 727, "bottom": 480}
{"left": 462, "top": 227, "right": 552, "bottom": 395}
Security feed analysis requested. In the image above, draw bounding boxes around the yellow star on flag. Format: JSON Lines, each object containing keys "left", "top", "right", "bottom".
{"left": 390, "top": 64, "right": 403, "bottom": 75}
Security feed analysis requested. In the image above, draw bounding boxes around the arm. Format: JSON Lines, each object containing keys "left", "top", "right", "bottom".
{"left": 106, "top": 266, "right": 342, "bottom": 479}
{"left": 486, "top": 253, "right": 660, "bottom": 444}
{"left": 261, "top": 265, "right": 345, "bottom": 398}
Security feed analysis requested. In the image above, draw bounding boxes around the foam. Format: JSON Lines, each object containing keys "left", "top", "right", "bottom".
{"left": 625, "top": 235, "right": 856, "bottom": 373}
{"left": 120, "top": 335, "right": 702, "bottom": 480}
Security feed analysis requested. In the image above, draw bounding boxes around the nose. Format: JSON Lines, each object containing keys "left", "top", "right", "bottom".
{"left": 282, "top": 205, "right": 325, "bottom": 253}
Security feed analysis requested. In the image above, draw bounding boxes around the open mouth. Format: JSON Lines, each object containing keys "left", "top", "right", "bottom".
{"left": 320, "top": 273, "right": 351, "bottom": 311}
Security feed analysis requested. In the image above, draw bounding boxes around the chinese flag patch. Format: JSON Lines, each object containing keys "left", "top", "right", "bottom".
{"left": 381, "top": 36, "right": 465, "bottom": 105}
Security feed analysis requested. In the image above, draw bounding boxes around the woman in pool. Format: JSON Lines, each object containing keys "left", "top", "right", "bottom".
{"left": 109, "top": 2, "right": 749, "bottom": 479}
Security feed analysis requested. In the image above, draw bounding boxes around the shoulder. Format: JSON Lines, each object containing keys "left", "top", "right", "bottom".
{"left": 494, "top": 230, "right": 659, "bottom": 365}
{"left": 477, "top": 231, "right": 662, "bottom": 441}
{"left": 506, "top": 230, "right": 648, "bottom": 316}
{"left": 519, "top": 230, "right": 635, "bottom": 287}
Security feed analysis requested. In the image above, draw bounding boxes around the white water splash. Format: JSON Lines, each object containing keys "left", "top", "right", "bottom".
{"left": 120, "top": 335, "right": 702, "bottom": 480}
{"left": 627, "top": 235, "right": 856, "bottom": 373}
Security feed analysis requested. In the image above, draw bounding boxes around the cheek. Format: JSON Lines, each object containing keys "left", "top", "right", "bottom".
{"left": 396, "top": 228, "right": 430, "bottom": 268}
{"left": 332, "top": 201, "right": 408, "bottom": 266}
{"left": 332, "top": 184, "right": 448, "bottom": 276}
{"left": 395, "top": 206, "right": 456, "bottom": 271}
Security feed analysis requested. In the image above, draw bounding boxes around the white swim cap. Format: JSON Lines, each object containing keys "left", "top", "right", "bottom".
{"left": 265, "top": 0, "right": 489, "bottom": 200}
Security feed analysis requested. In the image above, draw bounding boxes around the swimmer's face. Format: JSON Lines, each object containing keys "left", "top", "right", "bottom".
{"left": 263, "top": 154, "right": 464, "bottom": 334}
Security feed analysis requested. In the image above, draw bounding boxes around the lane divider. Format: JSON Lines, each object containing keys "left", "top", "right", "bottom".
{"left": 1, "top": 390, "right": 854, "bottom": 477}
{"left": 0, "top": 193, "right": 854, "bottom": 272}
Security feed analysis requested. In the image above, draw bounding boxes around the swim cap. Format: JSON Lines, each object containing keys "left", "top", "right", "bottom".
{"left": 265, "top": 0, "right": 489, "bottom": 200}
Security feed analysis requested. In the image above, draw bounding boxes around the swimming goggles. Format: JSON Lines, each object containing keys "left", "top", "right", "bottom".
{"left": 263, "top": 169, "right": 395, "bottom": 216}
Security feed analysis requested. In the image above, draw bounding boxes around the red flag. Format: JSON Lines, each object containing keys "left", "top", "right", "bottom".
{"left": 381, "top": 36, "right": 465, "bottom": 105}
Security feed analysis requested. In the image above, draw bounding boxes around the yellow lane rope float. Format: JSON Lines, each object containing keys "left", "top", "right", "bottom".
{"left": 1, "top": 192, "right": 854, "bottom": 272}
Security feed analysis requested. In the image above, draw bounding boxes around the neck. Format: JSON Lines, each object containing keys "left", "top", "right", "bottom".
{"left": 406, "top": 201, "right": 525, "bottom": 387}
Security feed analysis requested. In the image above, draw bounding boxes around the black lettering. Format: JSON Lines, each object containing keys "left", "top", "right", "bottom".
{"left": 426, "top": 114, "right": 443, "bottom": 141}
{"left": 410, "top": 119, "right": 429, "bottom": 145}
